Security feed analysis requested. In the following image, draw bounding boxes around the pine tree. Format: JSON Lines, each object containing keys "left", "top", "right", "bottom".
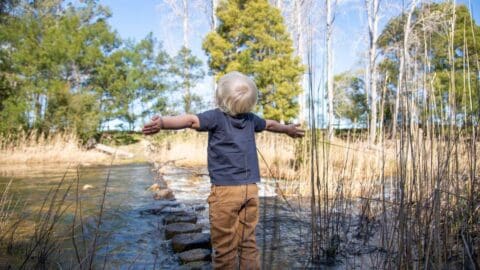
{"left": 202, "top": 0, "right": 304, "bottom": 122}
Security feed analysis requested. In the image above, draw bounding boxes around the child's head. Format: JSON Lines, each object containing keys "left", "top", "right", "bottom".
{"left": 215, "top": 71, "right": 258, "bottom": 116}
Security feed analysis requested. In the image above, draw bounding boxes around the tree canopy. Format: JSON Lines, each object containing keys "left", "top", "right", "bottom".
{"left": 202, "top": 0, "right": 304, "bottom": 122}
{"left": 0, "top": 0, "right": 206, "bottom": 140}
{"left": 377, "top": 2, "right": 480, "bottom": 125}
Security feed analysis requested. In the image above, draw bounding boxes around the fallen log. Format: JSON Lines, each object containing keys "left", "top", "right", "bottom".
{"left": 93, "top": 143, "right": 134, "bottom": 159}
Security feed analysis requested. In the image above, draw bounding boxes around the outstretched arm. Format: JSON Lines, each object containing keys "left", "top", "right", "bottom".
{"left": 265, "top": 120, "right": 305, "bottom": 138}
{"left": 142, "top": 115, "right": 200, "bottom": 135}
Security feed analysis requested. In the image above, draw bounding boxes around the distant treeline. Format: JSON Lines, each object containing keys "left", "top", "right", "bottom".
{"left": 333, "top": 3, "right": 479, "bottom": 141}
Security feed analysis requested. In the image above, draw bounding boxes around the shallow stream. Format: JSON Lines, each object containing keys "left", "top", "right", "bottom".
{"left": 0, "top": 163, "right": 313, "bottom": 269}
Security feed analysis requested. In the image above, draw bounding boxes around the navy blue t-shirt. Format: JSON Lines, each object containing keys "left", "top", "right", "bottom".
{"left": 196, "top": 108, "right": 266, "bottom": 185}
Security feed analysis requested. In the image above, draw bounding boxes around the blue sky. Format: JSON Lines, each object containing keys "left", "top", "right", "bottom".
{"left": 100, "top": 0, "right": 479, "bottom": 72}
{"left": 98, "top": 0, "right": 479, "bottom": 128}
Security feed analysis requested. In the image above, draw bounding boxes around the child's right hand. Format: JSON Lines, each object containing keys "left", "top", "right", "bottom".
{"left": 142, "top": 115, "right": 163, "bottom": 135}
{"left": 286, "top": 124, "right": 305, "bottom": 138}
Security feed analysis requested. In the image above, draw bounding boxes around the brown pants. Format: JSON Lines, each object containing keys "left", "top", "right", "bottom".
{"left": 207, "top": 184, "right": 260, "bottom": 270}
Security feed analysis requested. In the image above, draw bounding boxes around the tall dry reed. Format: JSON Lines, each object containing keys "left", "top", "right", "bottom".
{"left": 0, "top": 130, "right": 108, "bottom": 164}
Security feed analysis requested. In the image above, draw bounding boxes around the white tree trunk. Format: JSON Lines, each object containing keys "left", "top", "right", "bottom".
{"left": 365, "top": 0, "right": 380, "bottom": 144}
{"left": 164, "top": 0, "right": 191, "bottom": 112}
{"left": 182, "top": 0, "right": 190, "bottom": 113}
{"left": 211, "top": 0, "right": 218, "bottom": 97}
{"left": 275, "top": 0, "right": 283, "bottom": 10}
{"left": 392, "top": 0, "right": 417, "bottom": 138}
{"left": 183, "top": 0, "right": 188, "bottom": 49}
{"left": 295, "top": 0, "right": 306, "bottom": 123}
{"left": 326, "top": 0, "right": 335, "bottom": 139}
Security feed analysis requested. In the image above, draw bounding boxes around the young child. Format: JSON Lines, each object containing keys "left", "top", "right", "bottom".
{"left": 142, "top": 71, "right": 304, "bottom": 269}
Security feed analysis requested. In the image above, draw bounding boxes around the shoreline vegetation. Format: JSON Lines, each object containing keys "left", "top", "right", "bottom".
{"left": 149, "top": 130, "right": 401, "bottom": 197}
{"left": 0, "top": 129, "right": 401, "bottom": 197}
{"left": 0, "top": 129, "right": 479, "bottom": 268}
{"left": 2, "top": 129, "right": 478, "bottom": 200}
{"left": 0, "top": 131, "right": 110, "bottom": 165}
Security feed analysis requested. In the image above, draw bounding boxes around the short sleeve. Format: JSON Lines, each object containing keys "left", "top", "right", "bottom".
{"left": 196, "top": 109, "right": 218, "bottom": 132}
{"left": 252, "top": 113, "right": 266, "bottom": 132}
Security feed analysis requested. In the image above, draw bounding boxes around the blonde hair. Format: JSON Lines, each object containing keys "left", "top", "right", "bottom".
{"left": 215, "top": 71, "right": 258, "bottom": 116}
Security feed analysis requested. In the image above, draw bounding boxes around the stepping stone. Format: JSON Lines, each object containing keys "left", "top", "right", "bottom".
{"left": 147, "top": 183, "right": 161, "bottom": 191}
{"left": 176, "top": 261, "right": 212, "bottom": 270}
{"left": 177, "top": 248, "right": 211, "bottom": 264}
{"left": 161, "top": 207, "right": 189, "bottom": 215}
{"left": 140, "top": 201, "right": 182, "bottom": 216}
{"left": 164, "top": 213, "right": 197, "bottom": 225}
{"left": 157, "top": 200, "right": 180, "bottom": 208}
{"left": 140, "top": 208, "right": 165, "bottom": 215}
{"left": 194, "top": 205, "right": 206, "bottom": 212}
{"left": 153, "top": 188, "right": 175, "bottom": 200}
{"left": 171, "top": 233, "right": 211, "bottom": 252}
{"left": 165, "top": 223, "right": 202, "bottom": 239}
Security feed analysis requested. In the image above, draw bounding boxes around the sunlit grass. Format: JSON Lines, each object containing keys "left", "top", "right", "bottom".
{"left": 0, "top": 130, "right": 109, "bottom": 164}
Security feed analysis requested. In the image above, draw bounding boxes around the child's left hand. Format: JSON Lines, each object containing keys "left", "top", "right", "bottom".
{"left": 142, "top": 115, "right": 163, "bottom": 135}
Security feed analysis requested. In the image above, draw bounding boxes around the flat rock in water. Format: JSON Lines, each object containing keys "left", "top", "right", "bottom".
{"left": 194, "top": 205, "right": 206, "bottom": 212}
{"left": 171, "top": 233, "right": 211, "bottom": 253}
{"left": 139, "top": 201, "right": 181, "bottom": 216}
{"left": 164, "top": 213, "right": 197, "bottom": 225}
{"left": 176, "top": 261, "right": 212, "bottom": 270}
{"left": 161, "top": 207, "right": 189, "bottom": 215}
{"left": 140, "top": 208, "right": 165, "bottom": 216}
{"left": 157, "top": 200, "right": 180, "bottom": 208}
{"left": 153, "top": 188, "right": 175, "bottom": 200}
{"left": 165, "top": 223, "right": 202, "bottom": 239}
{"left": 177, "top": 249, "right": 211, "bottom": 264}
{"left": 147, "top": 182, "right": 167, "bottom": 191}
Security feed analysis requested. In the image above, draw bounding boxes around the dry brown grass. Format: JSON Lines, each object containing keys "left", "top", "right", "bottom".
{"left": 0, "top": 131, "right": 109, "bottom": 164}
{"left": 147, "top": 130, "right": 398, "bottom": 197}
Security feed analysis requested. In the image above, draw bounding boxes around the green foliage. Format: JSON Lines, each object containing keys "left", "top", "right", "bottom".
{"left": 0, "top": 1, "right": 172, "bottom": 139}
{"left": 377, "top": 2, "right": 480, "bottom": 124}
{"left": 333, "top": 73, "right": 368, "bottom": 125}
{"left": 169, "top": 46, "right": 205, "bottom": 114}
{"left": 202, "top": 0, "right": 304, "bottom": 122}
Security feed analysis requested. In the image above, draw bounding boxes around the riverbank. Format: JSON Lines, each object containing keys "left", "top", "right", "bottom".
{"left": 146, "top": 130, "right": 398, "bottom": 197}
{"left": 0, "top": 131, "right": 151, "bottom": 165}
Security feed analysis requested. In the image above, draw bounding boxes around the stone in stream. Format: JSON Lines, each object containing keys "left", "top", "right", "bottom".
{"left": 139, "top": 201, "right": 182, "bottom": 216}
{"left": 164, "top": 213, "right": 197, "bottom": 225}
{"left": 161, "top": 207, "right": 189, "bottom": 215}
{"left": 156, "top": 200, "right": 181, "bottom": 208}
{"left": 147, "top": 182, "right": 167, "bottom": 191}
{"left": 177, "top": 249, "right": 212, "bottom": 264}
{"left": 153, "top": 188, "right": 175, "bottom": 200}
{"left": 194, "top": 205, "right": 206, "bottom": 212}
{"left": 165, "top": 223, "right": 202, "bottom": 239}
{"left": 82, "top": 184, "right": 94, "bottom": 191}
{"left": 171, "top": 233, "right": 211, "bottom": 253}
{"left": 176, "top": 261, "right": 212, "bottom": 270}
{"left": 140, "top": 208, "right": 164, "bottom": 216}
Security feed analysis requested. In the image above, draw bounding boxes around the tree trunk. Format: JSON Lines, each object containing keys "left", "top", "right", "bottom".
{"left": 182, "top": 0, "right": 190, "bottom": 113}
{"left": 326, "top": 0, "right": 335, "bottom": 140}
{"left": 365, "top": 0, "right": 380, "bottom": 144}
{"left": 295, "top": 0, "right": 306, "bottom": 123}
{"left": 392, "top": 0, "right": 416, "bottom": 139}
{"left": 211, "top": 0, "right": 218, "bottom": 96}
